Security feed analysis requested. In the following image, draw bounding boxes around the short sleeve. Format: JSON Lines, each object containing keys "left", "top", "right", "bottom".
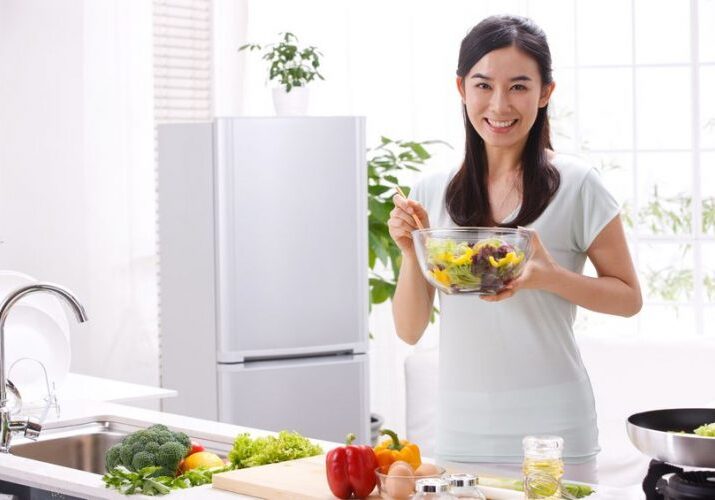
{"left": 409, "top": 176, "right": 426, "bottom": 205}
{"left": 573, "top": 168, "right": 621, "bottom": 252}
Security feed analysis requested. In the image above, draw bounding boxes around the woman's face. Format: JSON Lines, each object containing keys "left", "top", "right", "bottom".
{"left": 457, "top": 45, "right": 554, "bottom": 152}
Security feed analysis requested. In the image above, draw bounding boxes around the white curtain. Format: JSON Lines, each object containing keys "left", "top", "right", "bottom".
{"left": 0, "top": 0, "right": 159, "bottom": 392}
{"left": 83, "top": 1, "right": 158, "bottom": 389}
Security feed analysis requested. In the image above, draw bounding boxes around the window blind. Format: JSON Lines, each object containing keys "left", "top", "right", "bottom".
{"left": 153, "top": 0, "right": 212, "bottom": 123}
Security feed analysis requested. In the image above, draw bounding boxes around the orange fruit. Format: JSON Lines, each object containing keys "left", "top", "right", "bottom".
{"left": 182, "top": 451, "right": 224, "bottom": 471}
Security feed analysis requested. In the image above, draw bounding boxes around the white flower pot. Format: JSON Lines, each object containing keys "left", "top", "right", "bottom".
{"left": 272, "top": 86, "right": 310, "bottom": 116}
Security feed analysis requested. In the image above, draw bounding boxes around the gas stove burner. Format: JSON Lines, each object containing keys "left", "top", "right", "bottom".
{"left": 643, "top": 460, "right": 715, "bottom": 500}
{"left": 656, "top": 471, "right": 715, "bottom": 499}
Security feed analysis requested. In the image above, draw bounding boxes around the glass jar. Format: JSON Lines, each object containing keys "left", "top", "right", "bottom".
{"left": 522, "top": 435, "right": 564, "bottom": 500}
{"left": 444, "top": 473, "right": 486, "bottom": 499}
{"left": 413, "top": 478, "right": 457, "bottom": 499}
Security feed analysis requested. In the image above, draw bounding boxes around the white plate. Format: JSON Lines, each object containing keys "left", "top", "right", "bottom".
{"left": 5, "top": 304, "right": 71, "bottom": 401}
{"left": 0, "top": 270, "right": 71, "bottom": 341}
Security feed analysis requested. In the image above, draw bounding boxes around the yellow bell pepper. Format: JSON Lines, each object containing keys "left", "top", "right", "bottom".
{"left": 374, "top": 429, "right": 422, "bottom": 473}
{"left": 431, "top": 268, "right": 451, "bottom": 286}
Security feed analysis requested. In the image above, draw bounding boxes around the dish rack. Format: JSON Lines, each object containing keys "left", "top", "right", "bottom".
{"left": 7, "top": 357, "right": 60, "bottom": 422}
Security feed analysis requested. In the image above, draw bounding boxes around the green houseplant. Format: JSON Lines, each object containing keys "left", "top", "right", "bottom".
{"left": 367, "top": 137, "right": 447, "bottom": 321}
{"left": 239, "top": 32, "right": 324, "bottom": 115}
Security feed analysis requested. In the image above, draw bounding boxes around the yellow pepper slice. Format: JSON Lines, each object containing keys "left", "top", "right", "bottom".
{"left": 432, "top": 268, "right": 451, "bottom": 285}
{"left": 435, "top": 251, "right": 454, "bottom": 264}
{"left": 451, "top": 247, "right": 474, "bottom": 266}
{"left": 488, "top": 251, "right": 524, "bottom": 268}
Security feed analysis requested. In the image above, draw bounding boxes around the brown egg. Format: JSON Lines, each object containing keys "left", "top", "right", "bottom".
{"left": 386, "top": 461, "right": 416, "bottom": 499}
{"left": 415, "top": 462, "right": 441, "bottom": 477}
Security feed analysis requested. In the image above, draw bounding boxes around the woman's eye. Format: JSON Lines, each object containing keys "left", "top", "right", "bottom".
{"left": 475, "top": 82, "right": 491, "bottom": 90}
{"left": 511, "top": 84, "right": 527, "bottom": 91}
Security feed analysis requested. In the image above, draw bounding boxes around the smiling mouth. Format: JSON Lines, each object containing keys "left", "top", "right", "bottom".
{"left": 485, "top": 118, "right": 518, "bottom": 129}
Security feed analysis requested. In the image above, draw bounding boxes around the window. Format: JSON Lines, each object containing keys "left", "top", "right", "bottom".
{"left": 529, "top": 0, "right": 715, "bottom": 336}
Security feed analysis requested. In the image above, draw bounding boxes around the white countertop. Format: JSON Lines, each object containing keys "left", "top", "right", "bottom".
{"left": 0, "top": 399, "right": 643, "bottom": 500}
{"left": 58, "top": 373, "right": 177, "bottom": 403}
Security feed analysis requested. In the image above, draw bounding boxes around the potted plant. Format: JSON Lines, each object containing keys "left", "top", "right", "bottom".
{"left": 366, "top": 136, "right": 447, "bottom": 442}
{"left": 239, "top": 32, "right": 325, "bottom": 116}
{"left": 367, "top": 137, "right": 447, "bottom": 323}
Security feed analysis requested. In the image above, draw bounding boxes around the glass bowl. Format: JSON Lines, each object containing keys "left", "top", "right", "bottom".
{"left": 375, "top": 465, "right": 446, "bottom": 499}
{"left": 412, "top": 227, "right": 533, "bottom": 295}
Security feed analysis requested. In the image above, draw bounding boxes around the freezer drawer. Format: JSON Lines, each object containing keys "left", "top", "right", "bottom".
{"left": 218, "top": 353, "right": 370, "bottom": 445}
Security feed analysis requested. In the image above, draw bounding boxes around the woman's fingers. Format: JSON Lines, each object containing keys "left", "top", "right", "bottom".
{"left": 410, "top": 201, "right": 430, "bottom": 227}
{"left": 392, "top": 195, "right": 430, "bottom": 228}
{"left": 387, "top": 217, "right": 415, "bottom": 237}
{"left": 392, "top": 194, "right": 413, "bottom": 213}
{"left": 387, "top": 193, "right": 430, "bottom": 253}
{"left": 390, "top": 206, "right": 416, "bottom": 227}
{"left": 480, "top": 288, "right": 515, "bottom": 302}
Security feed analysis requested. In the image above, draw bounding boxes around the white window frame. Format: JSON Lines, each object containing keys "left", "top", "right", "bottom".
{"left": 555, "top": 0, "right": 714, "bottom": 335}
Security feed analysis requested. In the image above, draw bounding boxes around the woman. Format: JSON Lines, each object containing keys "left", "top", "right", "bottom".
{"left": 388, "top": 15, "right": 642, "bottom": 481}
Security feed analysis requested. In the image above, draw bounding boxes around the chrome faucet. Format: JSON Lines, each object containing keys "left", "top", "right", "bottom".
{"left": 0, "top": 283, "right": 88, "bottom": 452}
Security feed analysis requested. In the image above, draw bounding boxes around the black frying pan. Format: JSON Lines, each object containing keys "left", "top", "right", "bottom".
{"left": 627, "top": 408, "right": 715, "bottom": 468}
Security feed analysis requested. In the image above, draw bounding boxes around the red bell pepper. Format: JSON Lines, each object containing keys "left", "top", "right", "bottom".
{"left": 325, "top": 433, "right": 379, "bottom": 499}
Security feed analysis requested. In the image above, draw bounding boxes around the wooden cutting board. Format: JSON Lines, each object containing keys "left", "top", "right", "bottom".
{"left": 212, "top": 454, "right": 380, "bottom": 499}
{"left": 212, "top": 454, "right": 523, "bottom": 499}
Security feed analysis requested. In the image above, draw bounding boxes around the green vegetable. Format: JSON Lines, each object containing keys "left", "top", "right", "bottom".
{"left": 671, "top": 422, "right": 715, "bottom": 437}
{"left": 694, "top": 422, "right": 715, "bottom": 437}
{"left": 565, "top": 483, "right": 597, "bottom": 498}
{"left": 102, "top": 466, "right": 172, "bottom": 496}
{"left": 103, "top": 465, "right": 232, "bottom": 496}
{"left": 477, "top": 476, "right": 595, "bottom": 498}
{"left": 105, "top": 424, "right": 191, "bottom": 477}
{"left": 228, "top": 430, "right": 323, "bottom": 469}
{"left": 170, "top": 465, "right": 231, "bottom": 489}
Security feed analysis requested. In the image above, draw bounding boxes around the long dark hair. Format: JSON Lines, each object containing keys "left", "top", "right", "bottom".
{"left": 446, "top": 15, "right": 560, "bottom": 227}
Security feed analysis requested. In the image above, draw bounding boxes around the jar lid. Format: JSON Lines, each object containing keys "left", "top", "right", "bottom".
{"left": 522, "top": 435, "right": 564, "bottom": 453}
{"left": 416, "top": 477, "right": 450, "bottom": 493}
{"left": 446, "top": 473, "right": 477, "bottom": 487}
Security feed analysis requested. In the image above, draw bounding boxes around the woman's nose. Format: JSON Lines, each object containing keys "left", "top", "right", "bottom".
{"left": 490, "top": 88, "right": 512, "bottom": 114}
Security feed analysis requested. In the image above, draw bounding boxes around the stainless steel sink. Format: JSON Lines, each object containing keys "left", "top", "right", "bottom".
{"left": 10, "top": 418, "right": 233, "bottom": 475}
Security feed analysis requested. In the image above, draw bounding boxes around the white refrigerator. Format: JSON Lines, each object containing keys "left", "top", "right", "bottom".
{"left": 157, "top": 117, "right": 370, "bottom": 444}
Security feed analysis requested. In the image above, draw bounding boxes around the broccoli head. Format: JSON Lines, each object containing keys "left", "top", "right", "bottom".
{"left": 105, "top": 444, "right": 122, "bottom": 471}
{"left": 156, "top": 441, "right": 187, "bottom": 474}
{"left": 131, "top": 451, "right": 156, "bottom": 471}
{"left": 104, "top": 424, "right": 192, "bottom": 476}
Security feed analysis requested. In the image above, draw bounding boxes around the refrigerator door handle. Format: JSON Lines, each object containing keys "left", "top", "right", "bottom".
{"left": 241, "top": 349, "right": 355, "bottom": 364}
{"left": 216, "top": 342, "right": 368, "bottom": 364}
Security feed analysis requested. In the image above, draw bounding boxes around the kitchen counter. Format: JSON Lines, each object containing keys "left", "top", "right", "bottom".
{"left": 0, "top": 399, "right": 310, "bottom": 499}
{"left": 0, "top": 400, "right": 643, "bottom": 500}
{"left": 58, "top": 373, "right": 177, "bottom": 403}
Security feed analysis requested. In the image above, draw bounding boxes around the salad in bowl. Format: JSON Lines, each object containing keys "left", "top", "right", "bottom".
{"left": 412, "top": 227, "right": 533, "bottom": 295}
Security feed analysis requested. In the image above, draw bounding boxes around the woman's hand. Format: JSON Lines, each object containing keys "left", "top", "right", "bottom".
{"left": 481, "top": 228, "right": 559, "bottom": 302}
{"left": 388, "top": 194, "right": 430, "bottom": 256}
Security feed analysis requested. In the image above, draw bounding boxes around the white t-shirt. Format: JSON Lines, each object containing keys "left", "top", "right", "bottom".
{"left": 410, "top": 153, "right": 620, "bottom": 464}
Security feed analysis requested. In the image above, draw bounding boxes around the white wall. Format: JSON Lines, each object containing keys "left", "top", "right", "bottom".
{"left": 212, "top": 0, "right": 248, "bottom": 116}
{"left": 0, "top": 0, "right": 159, "bottom": 391}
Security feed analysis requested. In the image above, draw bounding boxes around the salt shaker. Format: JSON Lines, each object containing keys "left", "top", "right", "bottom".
{"left": 413, "top": 478, "right": 457, "bottom": 499}
{"left": 444, "top": 473, "right": 486, "bottom": 499}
